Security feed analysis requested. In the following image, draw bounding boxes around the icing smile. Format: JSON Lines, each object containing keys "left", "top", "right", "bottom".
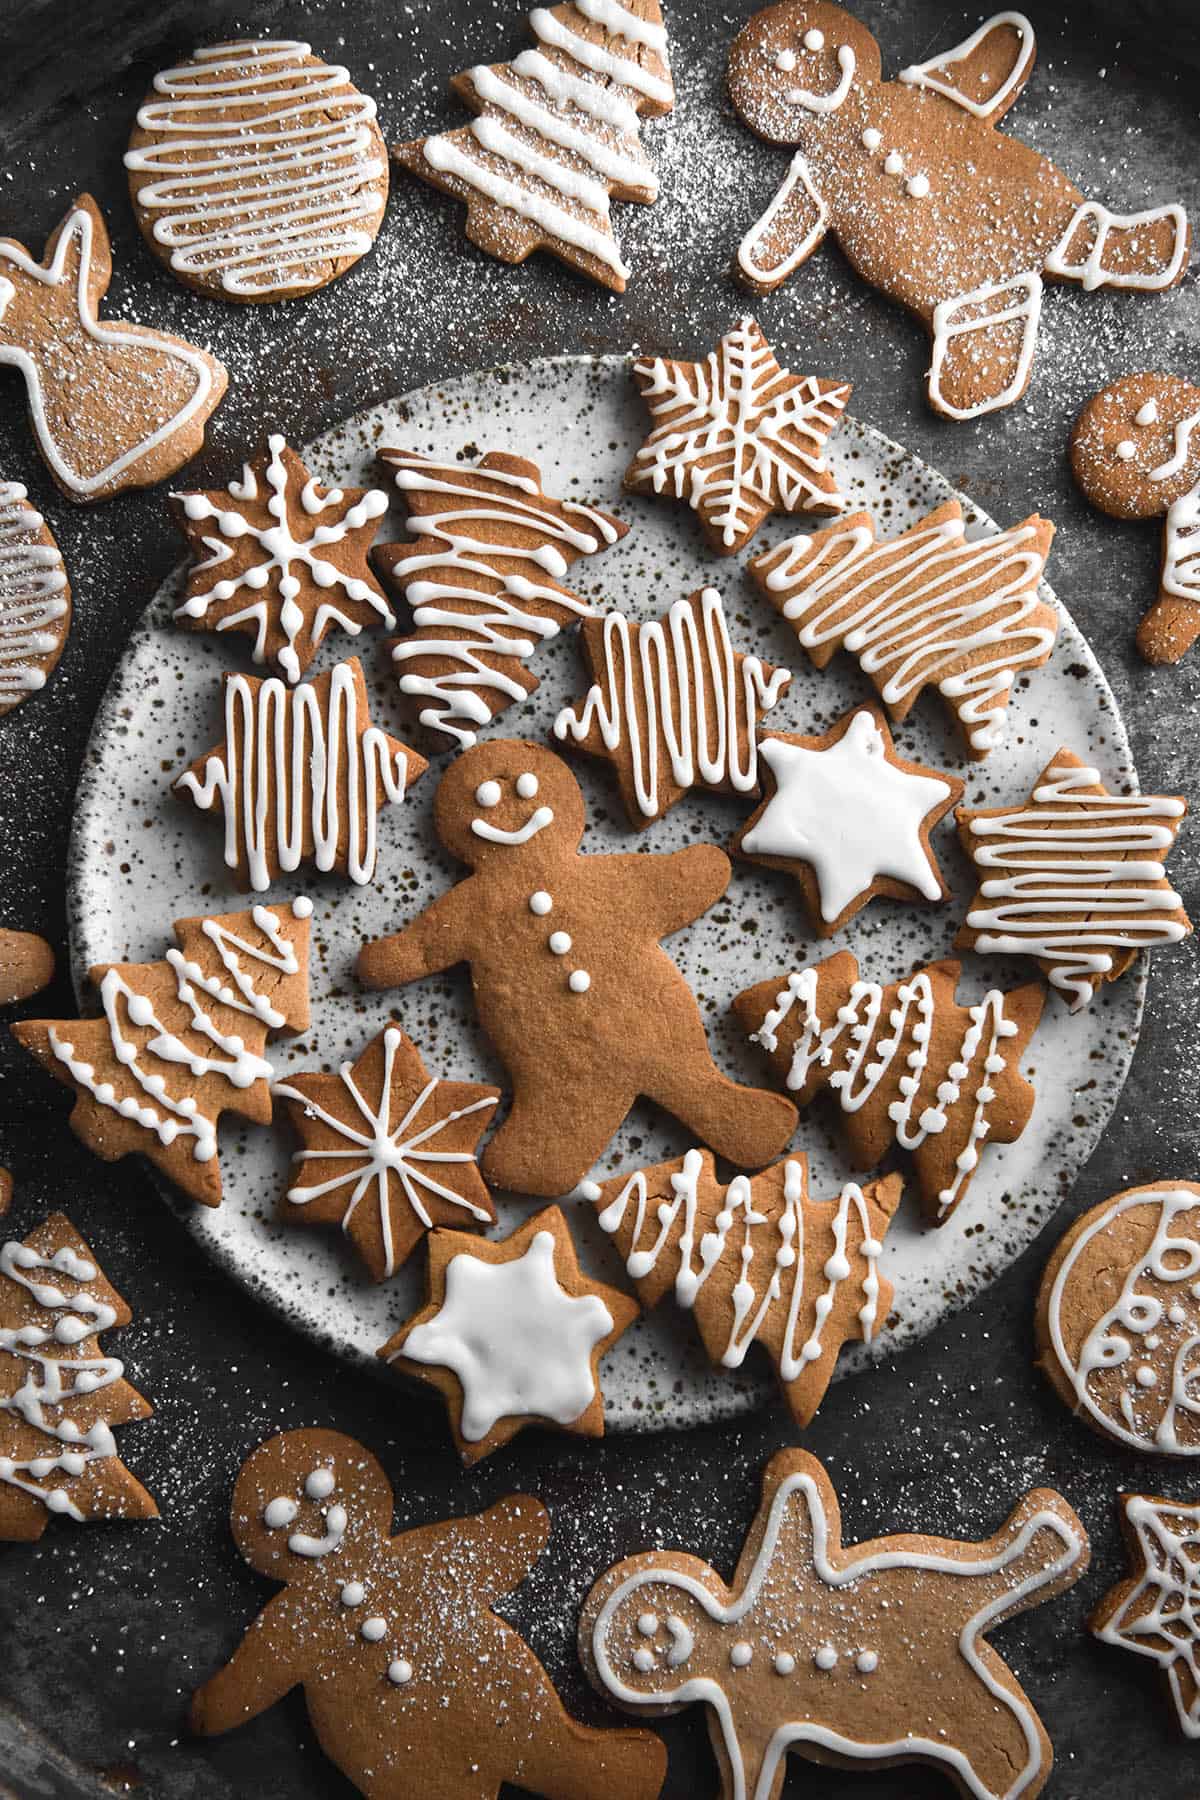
{"left": 786, "top": 43, "right": 855, "bottom": 113}
{"left": 470, "top": 772, "right": 555, "bottom": 844}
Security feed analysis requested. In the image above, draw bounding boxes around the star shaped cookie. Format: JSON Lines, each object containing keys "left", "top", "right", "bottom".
{"left": 1093, "top": 1493, "right": 1200, "bottom": 1737}
{"left": 732, "top": 706, "right": 962, "bottom": 934}
{"left": 379, "top": 1205, "right": 637, "bottom": 1463}
{"left": 625, "top": 316, "right": 850, "bottom": 554}
{"left": 172, "top": 434, "right": 395, "bottom": 682}
{"left": 274, "top": 1027, "right": 500, "bottom": 1282}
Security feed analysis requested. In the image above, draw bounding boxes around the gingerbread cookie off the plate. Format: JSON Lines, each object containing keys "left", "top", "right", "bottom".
{"left": 625, "top": 317, "right": 850, "bottom": 554}
{"left": 957, "top": 749, "right": 1190, "bottom": 1009}
{"left": 275, "top": 1026, "right": 500, "bottom": 1282}
{"left": 731, "top": 706, "right": 961, "bottom": 933}
{"left": 175, "top": 659, "right": 428, "bottom": 891}
{"left": 582, "top": 1446, "right": 1089, "bottom": 1800}
{"left": 0, "top": 927, "right": 54, "bottom": 1006}
{"left": 393, "top": 2, "right": 673, "bottom": 294}
{"left": 1092, "top": 1493, "right": 1200, "bottom": 1738}
{"left": 727, "top": 6, "right": 1189, "bottom": 420}
{"left": 376, "top": 447, "right": 627, "bottom": 750}
{"left": 0, "top": 483, "right": 70, "bottom": 716}
{"left": 736, "top": 953, "right": 1043, "bottom": 1226}
{"left": 172, "top": 435, "right": 394, "bottom": 684}
{"left": 191, "top": 1429, "right": 667, "bottom": 1800}
{"left": 588, "top": 1150, "right": 899, "bottom": 1427}
{"left": 1071, "top": 372, "right": 1200, "bottom": 664}
{"left": 749, "top": 497, "right": 1056, "bottom": 759}
{"left": 125, "top": 39, "right": 388, "bottom": 302}
{"left": 0, "top": 196, "right": 226, "bottom": 501}
{"left": 1036, "top": 1182, "right": 1200, "bottom": 1457}
{"left": 12, "top": 899, "right": 312, "bottom": 1208}
{"left": 0, "top": 1211, "right": 156, "bottom": 1540}
{"left": 552, "top": 587, "right": 791, "bottom": 827}
{"left": 357, "top": 741, "right": 797, "bottom": 1196}
{"left": 380, "top": 1206, "right": 638, "bottom": 1462}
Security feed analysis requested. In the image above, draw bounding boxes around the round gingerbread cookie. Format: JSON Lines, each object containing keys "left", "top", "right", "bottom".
{"left": 1036, "top": 1180, "right": 1200, "bottom": 1456}
{"left": 125, "top": 39, "right": 389, "bottom": 303}
{"left": 0, "top": 483, "right": 70, "bottom": 716}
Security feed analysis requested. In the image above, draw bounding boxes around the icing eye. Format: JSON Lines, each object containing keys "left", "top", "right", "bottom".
{"left": 1116, "top": 440, "right": 1136, "bottom": 460}
{"left": 475, "top": 781, "right": 502, "bottom": 807}
{"left": 515, "top": 772, "right": 539, "bottom": 798}
{"left": 305, "top": 1467, "right": 335, "bottom": 1499}
{"left": 637, "top": 1611, "right": 659, "bottom": 1637}
{"left": 804, "top": 27, "right": 825, "bottom": 49}
{"left": 632, "top": 1646, "right": 656, "bottom": 1672}
{"left": 263, "top": 1495, "right": 299, "bottom": 1529}
{"left": 774, "top": 46, "right": 797, "bottom": 71}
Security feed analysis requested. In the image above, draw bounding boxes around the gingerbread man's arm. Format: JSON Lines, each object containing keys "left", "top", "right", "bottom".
{"left": 400, "top": 1496, "right": 551, "bottom": 1607}
{"left": 737, "top": 153, "right": 829, "bottom": 296}
{"left": 606, "top": 844, "right": 731, "bottom": 939}
{"left": 357, "top": 881, "right": 475, "bottom": 989}
{"left": 190, "top": 1594, "right": 308, "bottom": 1735}
{"left": 898, "top": 13, "right": 1036, "bottom": 126}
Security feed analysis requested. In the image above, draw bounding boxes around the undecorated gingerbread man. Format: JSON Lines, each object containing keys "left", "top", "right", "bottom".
{"left": 728, "top": 4, "right": 1189, "bottom": 419}
{"left": 357, "top": 742, "right": 797, "bottom": 1195}
{"left": 192, "top": 1429, "right": 666, "bottom": 1800}
{"left": 582, "top": 1447, "right": 1089, "bottom": 1800}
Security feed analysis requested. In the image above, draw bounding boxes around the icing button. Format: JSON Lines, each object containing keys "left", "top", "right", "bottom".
{"left": 730, "top": 1641, "right": 753, "bottom": 1668}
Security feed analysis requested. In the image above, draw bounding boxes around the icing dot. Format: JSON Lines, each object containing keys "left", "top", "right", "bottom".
{"left": 1169, "top": 1304, "right": 1188, "bottom": 1325}
{"left": 773, "top": 1651, "right": 796, "bottom": 1675}
{"left": 774, "top": 47, "right": 797, "bottom": 71}
{"left": 549, "top": 931, "right": 572, "bottom": 955}
{"left": 263, "top": 1496, "right": 298, "bottom": 1529}
{"left": 305, "top": 1467, "right": 335, "bottom": 1499}
{"left": 906, "top": 173, "right": 930, "bottom": 198}
{"left": 516, "top": 772, "right": 539, "bottom": 799}
{"left": 730, "top": 1642, "right": 753, "bottom": 1668}
{"left": 856, "top": 1649, "right": 879, "bottom": 1674}
{"left": 340, "top": 1582, "right": 365, "bottom": 1607}
{"left": 1137, "top": 1365, "right": 1159, "bottom": 1388}
{"left": 291, "top": 896, "right": 314, "bottom": 919}
{"left": 1116, "top": 440, "right": 1136, "bottom": 460}
{"left": 861, "top": 126, "right": 882, "bottom": 151}
{"left": 475, "top": 781, "right": 501, "bottom": 807}
{"left": 637, "top": 1612, "right": 659, "bottom": 1637}
{"left": 1136, "top": 399, "right": 1160, "bottom": 426}
{"left": 803, "top": 27, "right": 825, "bottom": 48}
{"left": 529, "top": 891, "right": 553, "bottom": 916}
{"left": 883, "top": 151, "right": 904, "bottom": 175}
{"left": 815, "top": 1645, "right": 838, "bottom": 1670}
{"left": 387, "top": 1659, "right": 413, "bottom": 1686}
{"left": 1191, "top": 1282, "right": 1200, "bottom": 1299}
{"left": 569, "top": 970, "right": 591, "bottom": 993}
{"left": 361, "top": 1617, "right": 387, "bottom": 1643}
{"left": 633, "top": 1647, "right": 656, "bottom": 1672}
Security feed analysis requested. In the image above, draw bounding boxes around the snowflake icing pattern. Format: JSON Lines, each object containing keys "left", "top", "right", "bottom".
{"left": 1095, "top": 1496, "right": 1200, "bottom": 1736}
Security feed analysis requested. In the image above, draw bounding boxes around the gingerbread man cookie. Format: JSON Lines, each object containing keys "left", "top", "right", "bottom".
{"left": 625, "top": 317, "right": 850, "bottom": 553}
{"left": 192, "top": 1429, "right": 667, "bottom": 1800}
{"left": 1071, "top": 372, "right": 1200, "bottom": 664}
{"left": 728, "top": 5, "right": 1189, "bottom": 418}
{"left": 357, "top": 741, "right": 797, "bottom": 1196}
{"left": 0, "top": 483, "right": 70, "bottom": 716}
{"left": 0, "top": 196, "right": 227, "bottom": 501}
{"left": 582, "top": 1447, "right": 1089, "bottom": 1800}
{"left": 1092, "top": 1493, "right": 1200, "bottom": 1739}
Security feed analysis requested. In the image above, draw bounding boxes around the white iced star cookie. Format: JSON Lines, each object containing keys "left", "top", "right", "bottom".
{"left": 378, "top": 1205, "right": 638, "bottom": 1463}
{"left": 1093, "top": 1493, "right": 1200, "bottom": 1738}
{"left": 732, "top": 705, "right": 962, "bottom": 934}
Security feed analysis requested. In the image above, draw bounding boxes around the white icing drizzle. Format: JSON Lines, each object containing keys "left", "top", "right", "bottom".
{"left": 0, "top": 1239, "right": 121, "bottom": 1521}
{"left": 1045, "top": 202, "right": 1189, "bottom": 292}
{"left": 1149, "top": 410, "right": 1200, "bottom": 482}
{"left": 593, "top": 1471, "right": 1083, "bottom": 1799}
{"left": 1163, "top": 483, "right": 1200, "bottom": 604}
{"left": 176, "top": 664, "right": 412, "bottom": 890}
{"left": 928, "top": 273, "right": 1043, "bottom": 421}
{"left": 124, "top": 40, "right": 385, "bottom": 298}
{"left": 573, "top": 0, "right": 668, "bottom": 50}
{"left": 1096, "top": 1495, "right": 1200, "bottom": 1736}
{"left": 48, "top": 902, "right": 307, "bottom": 1163}
{"left": 899, "top": 12, "right": 1035, "bottom": 118}
{"left": 736, "top": 152, "right": 829, "bottom": 288}
{"left": 0, "top": 481, "right": 68, "bottom": 707}
{"left": 785, "top": 44, "right": 855, "bottom": 113}
{"left": 0, "top": 203, "right": 219, "bottom": 498}
{"left": 630, "top": 318, "right": 850, "bottom": 547}
{"left": 529, "top": 7, "right": 672, "bottom": 106}
{"left": 963, "top": 760, "right": 1188, "bottom": 1008}
{"left": 274, "top": 1027, "right": 497, "bottom": 1280}
{"left": 553, "top": 587, "right": 791, "bottom": 818}
{"left": 596, "top": 1150, "right": 883, "bottom": 1379}
{"left": 385, "top": 455, "right": 619, "bottom": 748}
{"left": 174, "top": 434, "right": 391, "bottom": 684}
{"left": 1046, "top": 1188, "right": 1200, "bottom": 1455}
{"left": 758, "top": 507, "right": 1052, "bottom": 754}
{"left": 751, "top": 968, "right": 1020, "bottom": 1218}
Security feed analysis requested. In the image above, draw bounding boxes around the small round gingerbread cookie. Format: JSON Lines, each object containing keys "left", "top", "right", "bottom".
{"left": 0, "top": 484, "right": 70, "bottom": 716}
{"left": 1037, "top": 1180, "right": 1200, "bottom": 1456}
{"left": 125, "top": 39, "right": 389, "bottom": 303}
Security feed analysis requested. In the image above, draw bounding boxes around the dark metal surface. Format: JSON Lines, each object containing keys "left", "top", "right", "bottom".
{"left": 0, "top": 1, "right": 1197, "bottom": 1795}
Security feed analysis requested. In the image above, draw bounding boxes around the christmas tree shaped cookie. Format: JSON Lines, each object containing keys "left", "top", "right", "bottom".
{"left": 0, "top": 1211, "right": 156, "bottom": 1540}
{"left": 12, "top": 899, "right": 312, "bottom": 1206}
{"left": 393, "top": 2, "right": 674, "bottom": 292}
{"left": 586, "top": 1148, "right": 901, "bottom": 1425}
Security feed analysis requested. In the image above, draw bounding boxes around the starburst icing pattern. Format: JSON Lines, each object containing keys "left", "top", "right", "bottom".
{"left": 1094, "top": 1495, "right": 1200, "bottom": 1737}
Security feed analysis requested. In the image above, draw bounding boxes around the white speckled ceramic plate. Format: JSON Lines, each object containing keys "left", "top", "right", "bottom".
{"left": 68, "top": 355, "right": 1143, "bottom": 1432}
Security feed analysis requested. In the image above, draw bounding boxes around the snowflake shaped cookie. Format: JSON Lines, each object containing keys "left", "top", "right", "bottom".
{"left": 274, "top": 1027, "right": 500, "bottom": 1282}
{"left": 172, "top": 434, "right": 394, "bottom": 682}
{"left": 380, "top": 1205, "right": 637, "bottom": 1461}
{"left": 1093, "top": 1494, "right": 1200, "bottom": 1737}
{"left": 625, "top": 316, "right": 850, "bottom": 554}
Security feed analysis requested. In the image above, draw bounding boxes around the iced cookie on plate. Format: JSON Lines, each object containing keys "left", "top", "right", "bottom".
{"left": 0, "top": 483, "right": 70, "bottom": 716}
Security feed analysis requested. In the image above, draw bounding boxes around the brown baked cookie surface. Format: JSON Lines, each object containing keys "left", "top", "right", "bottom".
{"left": 582, "top": 1446, "right": 1089, "bottom": 1800}
{"left": 0, "top": 483, "right": 70, "bottom": 715}
{"left": 125, "top": 38, "right": 388, "bottom": 302}
{"left": 0, "top": 926, "right": 54, "bottom": 1005}
{"left": 1071, "top": 372, "right": 1200, "bottom": 663}
{"left": 1092, "top": 1492, "right": 1200, "bottom": 1738}
{"left": 191, "top": 1428, "right": 668, "bottom": 1800}
{"left": 1037, "top": 1181, "right": 1200, "bottom": 1457}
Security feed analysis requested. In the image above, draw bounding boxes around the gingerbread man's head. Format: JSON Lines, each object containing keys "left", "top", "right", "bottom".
{"left": 728, "top": 2, "right": 881, "bottom": 143}
{"left": 230, "top": 1428, "right": 393, "bottom": 1580}
{"left": 582, "top": 1553, "right": 724, "bottom": 1708}
{"left": 1071, "top": 373, "right": 1200, "bottom": 519}
{"left": 433, "top": 741, "right": 586, "bottom": 867}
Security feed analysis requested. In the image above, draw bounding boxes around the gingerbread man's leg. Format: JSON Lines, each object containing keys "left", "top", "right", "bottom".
{"left": 927, "top": 274, "right": 1044, "bottom": 420}
{"left": 911, "top": 1653, "right": 1051, "bottom": 1800}
{"left": 481, "top": 1067, "right": 639, "bottom": 1197}
{"left": 1045, "top": 201, "right": 1189, "bottom": 293}
{"left": 506, "top": 1719, "right": 667, "bottom": 1800}
{"left": 641, "top": 1036, "right": 797, "bottom": 1170}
